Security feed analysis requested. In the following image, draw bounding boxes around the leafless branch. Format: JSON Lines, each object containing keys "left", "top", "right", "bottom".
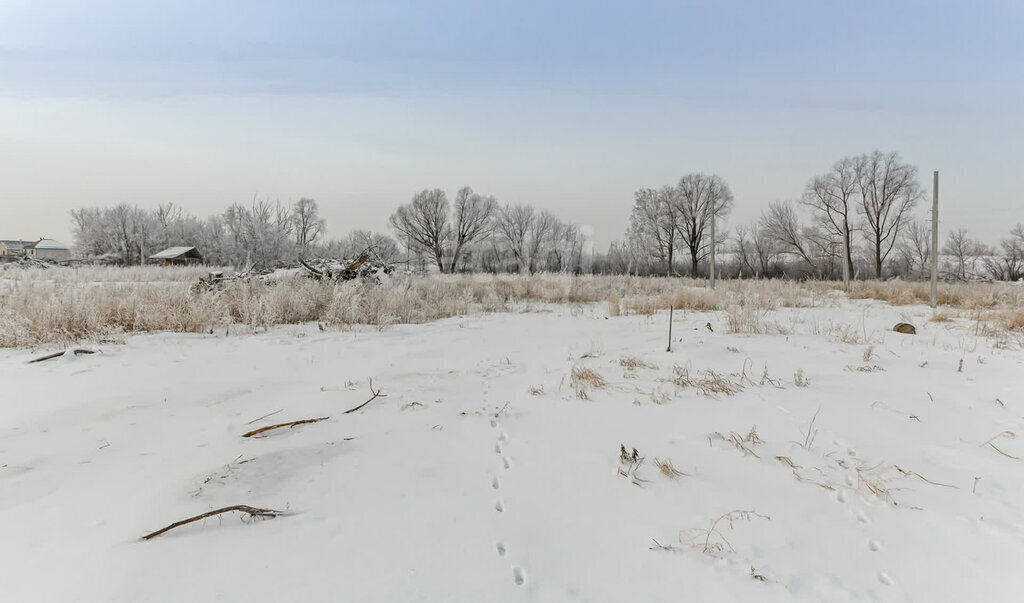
{"left": 242, "top": 417, "right": 329, "bottom": 438}
{"left": 142, "top": 505, "right": 284, "bottom": 540}
{"left": 343, "top": 379, "right": 387, "bottom": 414}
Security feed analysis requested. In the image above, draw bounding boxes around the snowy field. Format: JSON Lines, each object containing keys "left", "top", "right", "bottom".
{"left": 2, "top": 296, "right": 1023, "bottom": 602}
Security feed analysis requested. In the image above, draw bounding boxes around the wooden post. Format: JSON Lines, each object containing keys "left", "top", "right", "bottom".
{"left": 667, "top": 305, "right": 674, "bottom": 352}
{"left": 709, "top": 203, "right": 716, "bottom": 289}
{"left": 930, "top": 171, "right": 939, "bottom": 308}
{"left": 842, "top": 217, "right": 850, "bottom": 292}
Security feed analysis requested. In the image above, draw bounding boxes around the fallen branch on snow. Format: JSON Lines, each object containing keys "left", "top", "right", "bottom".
{"left": 29, "top": 349, "right": 97, "bottom": 364}
{"left": 343, "top": 380, "right": 386, "bottom": 414}
{"left": 142, "top": 505, "right": 283, "bottom": 540}
{"left": 242, "top": 417, "right": 329, "bottom": 438}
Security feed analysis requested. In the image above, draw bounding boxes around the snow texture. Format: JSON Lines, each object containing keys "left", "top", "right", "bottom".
{"left": 1, "top": 299, "right": 1023, "bottom": 602}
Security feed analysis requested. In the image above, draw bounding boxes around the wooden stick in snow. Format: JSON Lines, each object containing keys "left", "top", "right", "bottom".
{"left": 241, "top": 417, "right": 329, "bottom": 438}
{"left": 343, "top": 379, "right": 386, "bottom": 414}
{"left": 28, "top": 349, "right": 97, "bottom": 363}
{"left": 142, "top": 505, "right": 283, "bottom": 540}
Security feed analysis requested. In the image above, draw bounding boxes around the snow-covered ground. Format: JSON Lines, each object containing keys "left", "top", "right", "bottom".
{"left": 1, "top": 298, "right": 1022, "bottom": 602}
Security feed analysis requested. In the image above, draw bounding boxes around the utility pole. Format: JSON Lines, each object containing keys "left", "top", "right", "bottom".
{"left": 709, "top": 202, "right": 716, "bottom": 289}
{"left": 842, "top": 217, "right": 850, "bottom": 292}
{"left": 930, "top": 171, "right": 939, "bottom": 308}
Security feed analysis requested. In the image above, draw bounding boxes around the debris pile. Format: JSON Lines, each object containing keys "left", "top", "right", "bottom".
{"left": 192, "top": 252, "right": 395, "bottom": 294}
{"left": 2, "top": 257, "right": 54, "bottom": 270}
{"left": 299, "top": 254, "right": 395, "bottom": 283}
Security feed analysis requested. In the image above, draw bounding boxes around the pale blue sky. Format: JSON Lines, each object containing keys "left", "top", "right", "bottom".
{"left": 1, "top": 0, "right": 1022, "bottom": 248}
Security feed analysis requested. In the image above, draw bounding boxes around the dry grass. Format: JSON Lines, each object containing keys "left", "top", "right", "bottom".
{"left": 1002, "top": 308, "right": 1024, "bottom": 332}
{"left": 849, "top": 280, "right": 1022, "bottom": 309}
{"left": 654, "top": 457, "right": 689, "bottom": 479}
{"left": 672, "top": 366, "right": 744, "bottom": 397}
{"left": 569, "top": 366, "right": 607, "bottom": 400}
{"left": 606, "top": 291, "right": 621, "bottom": 317}
{"left": 3, "top": 267, "right": 1022, "bottom": 348}
{"left": 620, "top": 356, "right": 658, "bottom": 371}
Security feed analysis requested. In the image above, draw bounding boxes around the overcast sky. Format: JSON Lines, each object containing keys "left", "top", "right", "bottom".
{"left": 2, "top": 0, "right": 1022, "bottom": 250}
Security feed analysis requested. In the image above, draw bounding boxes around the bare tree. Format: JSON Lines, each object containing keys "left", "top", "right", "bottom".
{"left": 760, "top": 201, "right": 822, "bottom": 276}
{"left": 675, "top": 173, "right": 734, "bottom": 276}
{"left": 734, "top": 222, "right": 780, "bottom": 278}
{"left": 448, "top": 187, "right": 496, "bottom": 273}
{"left": 986, "top": 224, "right": 1024, "bottom": 281}
{"left": 628, "top": 186, "right": 680, "bottom": 276}
{"left": 526, "top": 210, "right": 558, "bottom": 274}
{"left": 942, "top": 228, "right": 988, "bottom": 281}
{"left": 855, "top": 151, "right": 924, "bottom": 278}
{"left": 803, "top": 156, "right": 857, "bottom": 277}
{"left": 895, "top": 219, "right": 931, "bottom": 280}
{"left": 292, "top": 198, "right": 326, "bottom": 252}
{"left": 389, "top": 189, "right": 449, "bottom": 272}
{"left": 495, "top": 204, "right": 535, "bottom": 273}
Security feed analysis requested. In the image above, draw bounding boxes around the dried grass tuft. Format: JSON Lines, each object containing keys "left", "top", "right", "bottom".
{"left": 569, "top": 366, "right": 607, "bottom": 400}
{"left": 654, "top": 457, "right": 689, "bottom": 479}
{"left": 620, "top": 356, "right": 658, "bottom": 371}
{"left": 672, "top": 366, "right": 744, "bottom": 397}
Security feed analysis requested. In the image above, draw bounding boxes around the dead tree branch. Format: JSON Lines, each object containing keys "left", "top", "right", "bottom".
{"left": 142, "top": 505, "right": 283, "bottom": 540}
{"left": 242, "top": 417, "right": 329, "bottom": 438}
{"left": 29, "top": 349, "right": 97, "bottom": 364}
{"left": 343, "top": 380, "right": 386, "bottom": 414}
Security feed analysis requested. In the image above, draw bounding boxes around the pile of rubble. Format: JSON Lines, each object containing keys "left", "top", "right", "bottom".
{"left": 299, "top": 254, "right": 394, "bottom": 282}
{"left": 1, "top": 257, "right": 55, "bottom": 270}
{"left": 192, "top": 253, "right": 395, "bottom": 294}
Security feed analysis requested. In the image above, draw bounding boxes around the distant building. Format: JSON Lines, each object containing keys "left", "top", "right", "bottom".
{"left": 0, "top": 240, "right": 34, "bottom": 257}
{"left": 24, "top": 239, "right": 71, "bottom": 262}
{"left": 149, "top": 246, "right": 204, "bottom": 266}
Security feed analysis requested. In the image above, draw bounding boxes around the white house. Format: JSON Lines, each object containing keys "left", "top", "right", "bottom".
{"left": 24, "top": 239, "right": 72, "bottom": 262}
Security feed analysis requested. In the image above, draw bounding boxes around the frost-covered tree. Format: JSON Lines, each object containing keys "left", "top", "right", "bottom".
{"left": 675, "top": 173, "right": 734, "bottom": 276}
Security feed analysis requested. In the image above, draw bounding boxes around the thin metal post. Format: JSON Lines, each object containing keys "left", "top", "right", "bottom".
{"left": 930, "top": 171, "right": 939, "bottom": 308}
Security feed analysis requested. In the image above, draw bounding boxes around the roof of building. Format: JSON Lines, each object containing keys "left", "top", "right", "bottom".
{"left": 25, "top": 239, "right": 70, "bottom": 250}
{"left": 149, "top": 246, "right": 201, "bottom": 260}
{"left": 0, "top": 240, "right": 35, "bottom": 250}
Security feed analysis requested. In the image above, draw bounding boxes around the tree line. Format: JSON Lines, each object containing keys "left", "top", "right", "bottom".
{"left": 616, "top": 151, "right": 1024, "bottom": 282}
{"left": 68, "top": 151, "right": 1024, "bottom": 281}
{"left": 68, "top": 189, "right": 585, "bottom": 274}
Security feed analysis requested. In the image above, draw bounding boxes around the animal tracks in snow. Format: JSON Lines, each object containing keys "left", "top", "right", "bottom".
{"left": 834, "top": 473, "right": 888, "bottom": 588}
{"left": 489, "top": 418, "right": 525, "bottom": 586}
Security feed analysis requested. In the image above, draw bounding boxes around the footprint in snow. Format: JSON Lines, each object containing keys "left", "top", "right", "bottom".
{"left": 869, "top": 540, "right": 882, "bottom": 551}
{"left": 495, "top": 500, "right": 505, "bottom": 513}
{"left": 492, "top": 476, "right": 501, "bottom": 490}
{"left": 513, "top": 567, "right": 526, "bottom": 586}
{"left": 857, "top": 511, "right": 871, "bottom": 525}
{"left": 502, "top": 456, "right": 511, "bottom": 470}
{"left": 490, "top": 420, "right": 498, "bottom": 428}
{"left": 496, "top": 542, "right": 507, "bottom": 557}
{"left": 878, "top": 572, "right": 893, "bottom": 586}
{"left": 836, "top": 489, "right": 847, "bottom": 503}
{"left": 495, "top": 442, "right": 503, "bottom": 454}
{"left": 498, "top": 432, "right": 508, "bottom": 442}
